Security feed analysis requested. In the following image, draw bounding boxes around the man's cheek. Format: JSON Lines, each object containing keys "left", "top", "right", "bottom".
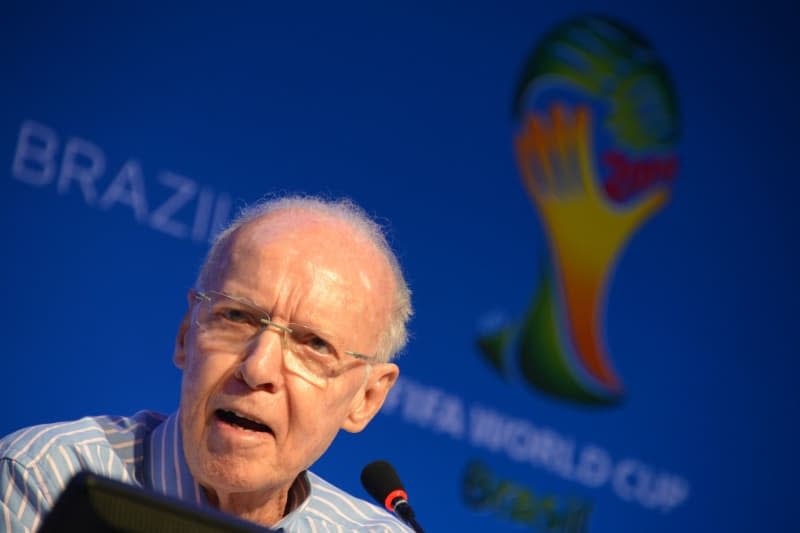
{"left": 310, "top": 394, "right": 353, "bottom": 427}
{"left": 180, "top": 361, "right": 212, "bottom": 408}
{"left": 183, "top": 350, "right": 216, "bottom": 384}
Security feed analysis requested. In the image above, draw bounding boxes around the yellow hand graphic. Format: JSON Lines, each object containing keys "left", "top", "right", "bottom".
{"left": 514, "top": 103, "right": 668, "bottom": 391}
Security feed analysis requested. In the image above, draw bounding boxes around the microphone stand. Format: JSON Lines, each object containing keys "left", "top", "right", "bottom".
{"left": 394, "top": 501, "right": 425, "bottom": 533}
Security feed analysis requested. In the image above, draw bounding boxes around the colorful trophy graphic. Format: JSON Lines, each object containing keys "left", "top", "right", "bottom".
{"left": 478, "top": 15, "right": 680, "bottom": 404}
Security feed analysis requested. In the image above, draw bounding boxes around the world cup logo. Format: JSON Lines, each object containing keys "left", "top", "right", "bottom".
{"left": 478, "top": 15, "right": 680, "bottom": 404}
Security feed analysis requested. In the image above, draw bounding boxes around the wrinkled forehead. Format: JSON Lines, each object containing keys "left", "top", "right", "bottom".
{"left": 238, "top": 214, "right": 342, "bottom": 272}
{"left": 232, "top": 209, "right": 385, "bottom": 284}
{"left": 204, "top": 209, "right": 396, "bottom": 346}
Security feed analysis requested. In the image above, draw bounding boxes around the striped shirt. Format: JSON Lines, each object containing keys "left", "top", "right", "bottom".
{"left": 0, "top": 411, "right": 411, "bottom": 532}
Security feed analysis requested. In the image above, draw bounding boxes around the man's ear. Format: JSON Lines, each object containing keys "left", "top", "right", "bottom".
{"left": 342, "top": 363, "right": 399, "bottom": 433}
{"left": 172, "top": 291, "right": 194, "bottom": 370}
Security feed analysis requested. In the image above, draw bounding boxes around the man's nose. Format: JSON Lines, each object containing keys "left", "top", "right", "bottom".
{"left": 236, "top": 326, "right": 286, "bottom": 392}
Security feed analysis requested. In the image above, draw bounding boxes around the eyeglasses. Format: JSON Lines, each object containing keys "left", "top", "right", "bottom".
{"left": 192, "top": 290, "right": 376, "bottom": 386}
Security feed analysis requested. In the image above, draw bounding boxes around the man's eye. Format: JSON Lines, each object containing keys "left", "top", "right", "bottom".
{"left": 304, "top": 335, "right": 335, "bottom": 356}
{"left": 219, "top": 308, "right": 256, "bottom": 324}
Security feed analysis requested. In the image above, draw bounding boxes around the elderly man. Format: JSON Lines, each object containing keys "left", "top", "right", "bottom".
{"left": 0, "top": 196, "right": 413, "bottom": 532}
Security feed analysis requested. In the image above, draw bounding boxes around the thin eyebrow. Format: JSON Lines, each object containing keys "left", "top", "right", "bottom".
{"left": 219, "top": 292, "right": 270, "bottom": 314}
{"left": 216, "top": 291, "right": 338, "bottom": 342}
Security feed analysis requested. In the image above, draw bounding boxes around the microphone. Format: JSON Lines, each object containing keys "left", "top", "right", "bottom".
{"left": 360, "top": 460, "right": 425, "bottom": 533}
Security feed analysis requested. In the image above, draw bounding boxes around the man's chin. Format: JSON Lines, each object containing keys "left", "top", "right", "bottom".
{"left": 196, "top": 454, "right": 288, "bottom": 498}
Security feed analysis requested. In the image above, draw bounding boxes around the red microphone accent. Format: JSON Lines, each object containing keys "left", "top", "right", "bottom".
{"left": 383, "top": 488, "right": 408, "bottom": 512}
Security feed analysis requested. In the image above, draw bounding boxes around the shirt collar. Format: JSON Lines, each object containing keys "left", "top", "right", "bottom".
{"left": 145, "top": 410, "right": 209, "bottom": 507}
{"left": 274, "top": 471, "right": 312, "bottom": 530}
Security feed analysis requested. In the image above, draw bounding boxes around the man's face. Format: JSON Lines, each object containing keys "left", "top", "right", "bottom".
{"left": 173, "top": 210, "right": 398, "bottom": 502}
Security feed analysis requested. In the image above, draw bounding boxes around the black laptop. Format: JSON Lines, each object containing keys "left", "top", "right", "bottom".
{"left": 38, "top": 471, "right": 280, "bottom": 533}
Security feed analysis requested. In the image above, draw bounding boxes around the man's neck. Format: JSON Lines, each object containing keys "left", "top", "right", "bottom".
{"left": 202, "top": 473, "right": 309, "bottom": 528}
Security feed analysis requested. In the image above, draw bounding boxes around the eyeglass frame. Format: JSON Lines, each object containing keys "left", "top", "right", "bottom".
{"left": 191, "top": 289, "right": 378, "bottom": 366}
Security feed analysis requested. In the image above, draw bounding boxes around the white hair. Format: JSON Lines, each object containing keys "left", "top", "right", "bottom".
{"left": 196, "top": 195, "right": 412, "bottom": 362}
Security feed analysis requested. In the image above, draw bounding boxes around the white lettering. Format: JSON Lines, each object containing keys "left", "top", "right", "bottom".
{"left": 506, "top": 419, "right": 538, "bottom": 463}
{"left": 386, "top": 377, "right": 691, "bottom": 513}
{"left": 57, "top": 137, "right": 106, "bottom": 204}
{"left": 574, "top": 445, "right": 611, "bottom": 487}
{"left": 431, "top": 394, "right": 465, "bottom": 439}
{"left": 12, "top": 119, "right": 234, "bottom": 244}
{"left": 191, "top": 186, "right": 214, "bottom": 242}
{"left": 612, "top": 459, "right": 639, "bottom": 502}
{"left": 656, "top": 474, "right": 689, "bottom": 512}
{"left": 149, "top": 171, "right": 196, "bottom": 239}
{"left": 382, "top": 378, "right": 465, "bottom": 439}
{"left": 402, "top": 380, "right": 441, "bottom": 427}
{"left": 470, "top": 405, "right": 575, "bottom": 478}
{"left": 469, "top": 405, "right": 507, "bottom": 452}
{"left": 98, "top": 160, "right": 149, "bottom": 222}
{"left": 527, "top": 427, "right": 575, "bottom": 479}
{"left": 12, "top": 121, "right": 59, "bottom": 186}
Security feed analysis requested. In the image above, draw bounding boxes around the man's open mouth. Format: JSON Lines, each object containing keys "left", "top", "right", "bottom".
{"left": 215, "top": 409, "right": 273, "bottom": 434}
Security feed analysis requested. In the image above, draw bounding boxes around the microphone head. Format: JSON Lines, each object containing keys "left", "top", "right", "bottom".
{"left": 360, "top": 460, "right": 407, "bottom": 511}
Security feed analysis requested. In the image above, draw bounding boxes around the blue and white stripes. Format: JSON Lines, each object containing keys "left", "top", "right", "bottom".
{"left": 0, "top": 412, "right": 409, "bottom": 532}
{"left": 283, "top": 472, "right": 412, "bottom": 533}
{"left": 0, "top": 412, "right": 164, "bottom": 532}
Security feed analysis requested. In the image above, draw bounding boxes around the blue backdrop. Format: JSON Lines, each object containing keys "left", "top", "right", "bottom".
{"left": 2, "top": 2, "right": 798, "bottom": 532}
